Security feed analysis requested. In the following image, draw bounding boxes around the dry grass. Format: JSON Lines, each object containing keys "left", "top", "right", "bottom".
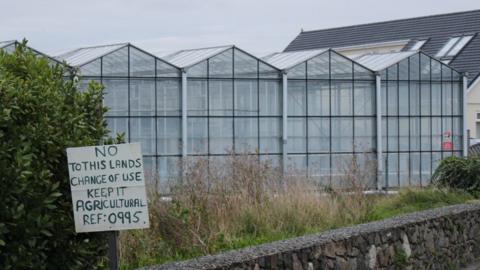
{"left": 119, "top": 153, "right": 380, "bottom": 269}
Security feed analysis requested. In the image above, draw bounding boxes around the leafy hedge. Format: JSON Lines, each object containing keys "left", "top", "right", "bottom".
{"left": 432, "top": 155, "right": 480, "bottom": 195}
{"left": 0, "top": 42, "right": 111, "bottom": 269}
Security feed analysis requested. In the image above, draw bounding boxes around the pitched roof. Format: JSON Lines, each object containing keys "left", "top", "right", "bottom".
{"left": 353, "top": 51, "right": 417, "bottom": 72}
{"left": 163, "top": 45, "right": 233, "bottom": 68}
{"left": 55, "top": 43, "right": 128, "bottom": 67}
{"left": 284, "top": 9, "right": 480, "bottom": 84}
{"left": 262, "top": 48, "right": 328, "bottom": 70}
{"left": 1, "top": 40, "right": 67, "bottom": 66}
{"left": 0, "top": 40, "right": 16, "bottom": 49}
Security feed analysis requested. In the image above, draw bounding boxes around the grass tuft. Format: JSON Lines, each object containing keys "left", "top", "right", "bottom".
{"left": 369, "top": 188, "right": 473, "bottom": 221}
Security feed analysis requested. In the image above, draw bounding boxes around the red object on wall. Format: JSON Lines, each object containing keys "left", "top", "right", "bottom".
{"left": 442, "top": 141, "right": 453, "bottom": 151}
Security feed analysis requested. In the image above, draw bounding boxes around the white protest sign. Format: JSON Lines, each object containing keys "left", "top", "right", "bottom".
{"left": 66, "top": 143, "right": 150, "bottom": 233}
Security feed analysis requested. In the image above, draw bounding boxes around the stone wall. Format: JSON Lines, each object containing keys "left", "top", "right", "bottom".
{"left": 140, "top": 203, "right": 480, "bottom": 270}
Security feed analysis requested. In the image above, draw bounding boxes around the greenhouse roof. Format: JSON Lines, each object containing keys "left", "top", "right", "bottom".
{"left": 262, "top": 48, "right": 328, "bottom": 70}
{"left": 1, "top": 40, "right": 67, "bottom": 67}
{"left": 353, "top": 51, "right": 417, "bottom": 71}
{"left": 163, "top": 45, "right": 234, "bottom": 68}
{"left": 55, "top": 43, "right": 128, "bottom": 67}
{"left": 0, "top": 40, "right": 16, "bottom": 48}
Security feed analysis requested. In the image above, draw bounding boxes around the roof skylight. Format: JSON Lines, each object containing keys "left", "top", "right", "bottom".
{"left": 436, "top": 35, "right": 473, "bottom": 59}
{"left": 410, "top": 40, "right": 427, "bottom": 51}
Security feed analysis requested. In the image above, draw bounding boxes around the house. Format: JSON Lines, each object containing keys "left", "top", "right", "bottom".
{"left": 284, "top": 9, "right": 480, "bottom": 142}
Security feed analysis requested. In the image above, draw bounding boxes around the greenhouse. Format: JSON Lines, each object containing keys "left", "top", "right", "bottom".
{"left": 263, "top": 49, "right": 377, "bottom": 187}
{"left": 163, "top": 45, "right": 283, "bottom": 162}
{"left": 2, "top": 41, "right": 466, "bottom": 192}
{"left": 355, "top": 51, "right": 466, "bottom": 188}
{"left": 56, "top": 43, "right": 183, "bottom": 191}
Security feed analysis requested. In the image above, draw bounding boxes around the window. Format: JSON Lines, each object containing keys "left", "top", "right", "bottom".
{"left": 436, "top": 35, "right": 473, "bottom": 58}
{"left": 410, "top": 40, "right": 427, "bottom": 51}
{"left": 476, "top": 112, "right": 480, "bottom": 139}
{"left": 448, "top": 35, "right": 473, "bottom": 56}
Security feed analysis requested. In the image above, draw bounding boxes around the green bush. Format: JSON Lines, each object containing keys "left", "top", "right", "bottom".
{"left": 432, "top": 155, "right": 480, "bottom": 195}
{"left": 0, "top": 41, "right": 112, "bottom": 269}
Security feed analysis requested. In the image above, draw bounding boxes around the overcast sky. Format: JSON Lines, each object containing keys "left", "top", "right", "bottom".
{"left": 1, "top": 0, "right": 479, "bottom": 58}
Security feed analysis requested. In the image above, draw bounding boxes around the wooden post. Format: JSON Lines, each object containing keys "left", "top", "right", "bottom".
{"left": 108, "top": 231, "right": 119, "bottom": 270}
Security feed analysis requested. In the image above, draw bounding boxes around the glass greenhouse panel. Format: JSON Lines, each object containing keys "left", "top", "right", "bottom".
{"left": 398, "top": 82, "right": 409, "bottom": 115}
{"left": 157, "top": 118, "right": 181, "bottom": 155}
{"left": 209, "top": 80, "right": 233, "bottom": 116}
{"left": 287, "top": 118, "right": 307, "bottom": 153}
{"left": 259, "top": 118, "right": 282, "bottom": 154}
{"left": 331, "top": 118, "right": 353, "bottom": 152}
{"left": 306, "top": 52, "right": 329, "bottom": 80}
{"left": 157, "top": 79, "right": 181, "bottom": 116}
{"left": 288, "top": 80, "right": 306, "bottom": 116}
{"left": 286, "top": 155, "right": 307, "bottom": 173}
{"left": 308, "top": 154, "right": 330, "bottom": 185}
{"left": 209, "top": 49, "right": 233, "bottom": 78}
{"left": 209, "top": 118, "right": 233, "bottom": 154}
{"left": 187, "top": 60, "right": 208, "bottom": 77}
{"left": 157, "top": 156, "right": 181, "bottom": 194}
{"left": 287, "top": 62, "right": 306, "bottom": 79}
{"left": 354, "top": 117, "right": 375, "bottom": 152}
{"left": 79, "top": 59, "right": 101, "bottom": 76}
{"left": 234, "top": 80, "right": 258, "bottom": 116}
{"left": 307, "top": 80, "right": 330, "bottom": 116}
{"left": 259, "top": 80, "right": 282, "bottom": 116}
{"left": 130, "top": 79, "right": 155, "bottom": 116}
{"left": 354, "top": 81, "right": 375, "bottom": 115}
{"left": 330, "top": 52, "right": 353, "bottom": 80}
{"left": 234, "top": 118, "right": 258, "bottom": 153}
{"left": 187, "top": 117, "right": 208, "bottom": 154}
{"left": 106, "top": 117, "right": 128, "bottom": 140}
{"left": 102, "top": 47, "right": 128, "bottom": 77}
{"left": 187, "top": 79, "right": 208, "bottom": 116}
{"left": 420, "top": 54, "right": 431, "bottom": 81}
{"left": 130, "top": 118, "right": 156, "bottom": 155}
{"left": 157, "top": 59, "right": 181, "bottom": 77}
{"left": 130, "top": 47, "right": 155, "bottom": 77}
{"left": 103, "top": 79, "right": 128, "bottom": 116}
{"left": 331, "top": 81, "right": 353, "bottom": 116}
{"left": 259, "top": 62, "right": 281, "bottom": 79}
{"left": 353, "top": 63, "right": 374, "bottom": 80}
{"left": 143, "top": 156, "right": 157, "bottom": 188}
{"left": 308, "top": 118, "right": 330, "bottom": 152}
{"left": 234, "top": 49, "right": 258, "bottom": 78}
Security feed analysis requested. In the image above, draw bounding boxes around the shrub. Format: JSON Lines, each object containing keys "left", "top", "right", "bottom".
{"left": 0, "top": 41, "right": 112, "bottom": 269}
{"left": 432, "top": 155, "right": 480, "bottom": 195}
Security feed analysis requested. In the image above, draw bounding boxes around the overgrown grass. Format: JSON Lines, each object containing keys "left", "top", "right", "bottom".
{"left": 119, "top": 155, "right": 474, "bottom": 270}
{"left": 369, "top": 188, "right": 474, "bottom": 221}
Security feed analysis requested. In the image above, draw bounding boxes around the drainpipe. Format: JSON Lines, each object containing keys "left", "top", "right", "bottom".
{"left": 282, "top": 72, "right": 288, "bottom": 174}
{"left": 182, "top": 70, "right": 188, "bottom": 158}
{"left": 375, "top": 73, "right": 384, "bottom": 190}
{"left": 463, "top": 74, "right": 468, "bottom": 157}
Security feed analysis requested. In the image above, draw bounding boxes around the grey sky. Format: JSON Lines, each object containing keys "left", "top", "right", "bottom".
{"left": 1, "top": 0, "right": 479, "bottom": 58}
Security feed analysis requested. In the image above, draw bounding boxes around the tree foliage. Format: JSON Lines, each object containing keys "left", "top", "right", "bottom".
{"left": 0, "top": 41, "right": 112, "bottom": 269}
{"left": 432, "top": 155, "right": 480, "bottom": 195}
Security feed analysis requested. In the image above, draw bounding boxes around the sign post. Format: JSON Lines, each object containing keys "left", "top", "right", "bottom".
{"left": 66, "top": 143, "right": 150, "bottom": 269}
{"left": 108, "top": 231, "right": 119, "bottom": 270}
